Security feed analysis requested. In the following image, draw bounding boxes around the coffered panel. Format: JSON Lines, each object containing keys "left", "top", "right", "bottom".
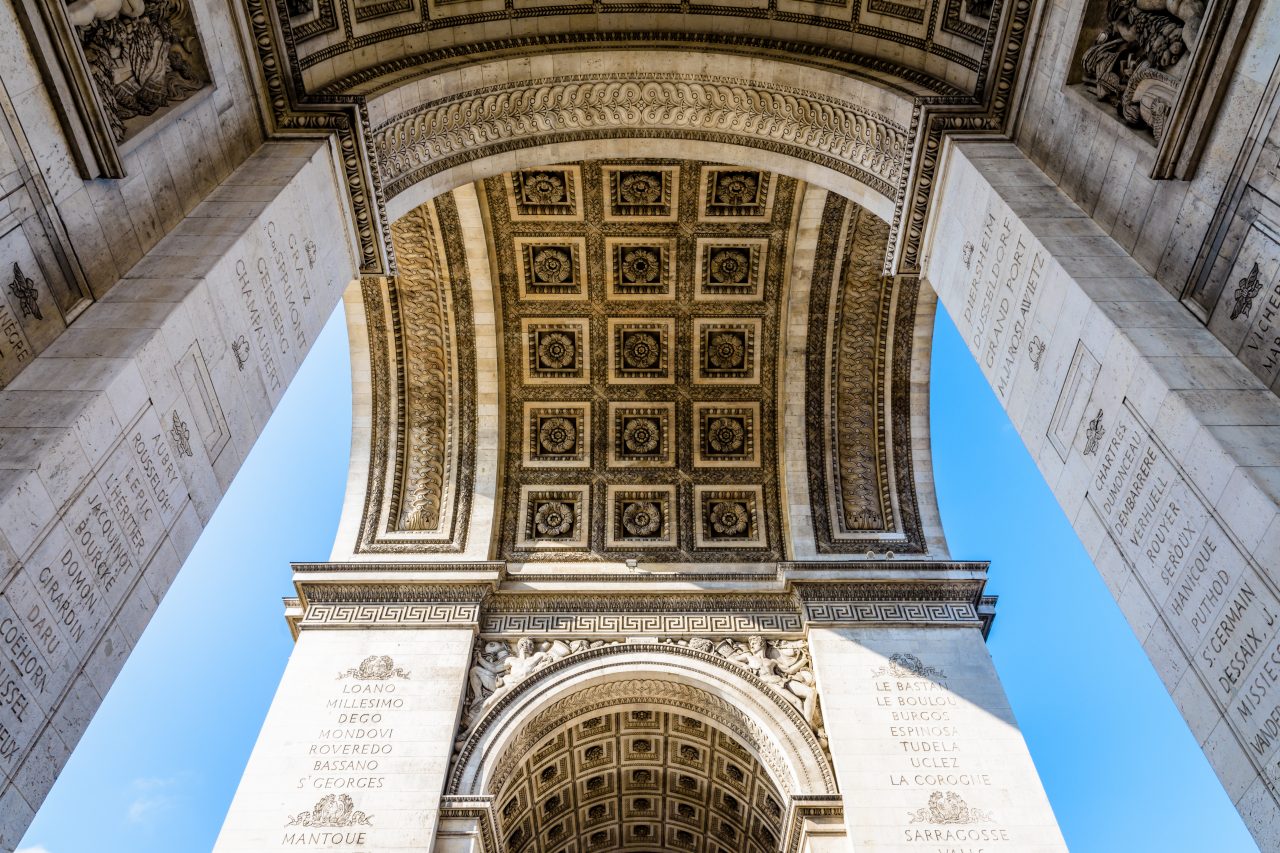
{"left": 486, "top": 160, "right": 797, "bottom": 562}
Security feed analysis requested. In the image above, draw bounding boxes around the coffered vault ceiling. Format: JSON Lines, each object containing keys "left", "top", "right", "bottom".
{"left": 350, "top": 159, "right": 933, "bottom": 561}
{"left": 494, "top": 709, "right": 786, "bottom": 853}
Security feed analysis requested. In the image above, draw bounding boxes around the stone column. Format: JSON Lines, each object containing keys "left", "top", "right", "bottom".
{"left": 0, "top": 137, "right": 358, "bottom": 847}
{"left": 809, "top": 625, "right": 1066, "bottom": 852}
{"left": 923, "top": 139, "right": 1280, "bottom": 843}
{"left": 214, "top": 626, "right": 474, "bottom": 851}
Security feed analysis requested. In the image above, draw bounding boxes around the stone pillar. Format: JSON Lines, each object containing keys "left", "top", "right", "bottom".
{"left": 214, "top": 626, "right": 474, "bottom": 851}
{"left": 923, "top": 139, "right": 1280, "bottom": 844}
{"left": 809, "top": 625, "right": 1066, "bottom": 852}
{"left": 0, "top": 137, "right": 358, "bottom": 847}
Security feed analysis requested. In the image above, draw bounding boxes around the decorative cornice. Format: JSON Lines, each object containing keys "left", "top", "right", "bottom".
{"left": 299, "top": 601, "right": 482, "bottom": 627}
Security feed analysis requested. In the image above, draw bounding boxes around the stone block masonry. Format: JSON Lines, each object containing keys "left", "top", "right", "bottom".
{"left": 0, "top": 138, "right": 358, "bottom": 850}
{"left": 924, "top": 139, "right": 1280, "bottom": 848}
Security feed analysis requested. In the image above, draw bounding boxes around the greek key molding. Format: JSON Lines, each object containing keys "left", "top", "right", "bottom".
{"left": 372, "top": 75, "right": 909, "bottom": 201}
{"left": 300, "top": 602, "right": 481, "bottom": 627}
{"left": 802, "top": 601, "right": 979, "bottom": 625}
{"left": 481, "top": 612, "right": 803, "bottom": 636}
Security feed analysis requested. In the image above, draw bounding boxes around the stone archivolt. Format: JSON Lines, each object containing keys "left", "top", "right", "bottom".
{"left": 357, "top": 195, "right": 476, "bottom": 551}
{"left": 372, "top": 77, "right": 910, "bottom": 201}
{"left": 806, "top": 196, "right": 926, "bottom": 552}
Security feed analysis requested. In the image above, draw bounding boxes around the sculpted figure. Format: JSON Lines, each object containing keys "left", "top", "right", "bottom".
{"left": 1079, "top": 0, "right": 1205, "bottom": 141}
{"left": 721, "top": 636, "right": 819, "bottom": 724}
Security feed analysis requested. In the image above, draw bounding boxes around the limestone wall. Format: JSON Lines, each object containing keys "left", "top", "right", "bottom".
{"left": 0, "top": 139, "right": 359, "bottom": 849}
{"left": 924, "top": 139, "right": 1280, "bottom": 846}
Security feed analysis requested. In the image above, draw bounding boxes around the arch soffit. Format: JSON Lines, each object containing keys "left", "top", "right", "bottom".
{"left": 368, "top": 51, "right": 919, "bottom": 227}
{"left": 450, "top": 644, "right": 838, "bottom": 798}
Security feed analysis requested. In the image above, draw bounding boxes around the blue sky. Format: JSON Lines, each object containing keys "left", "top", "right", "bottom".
{"left": 17, "top": 303, "right": 1259, "bottom": 852}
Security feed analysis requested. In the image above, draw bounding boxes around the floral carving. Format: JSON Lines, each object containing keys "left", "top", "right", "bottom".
{"left": 709, "top": 501, "right": 749, "bottom": 536}
{"left": 9, "top": 263, "right": 41, "bottom": 320}
{"left": 707, "top": 332, "right": 746, "bottom": 370}
{"left": 714, "top": 173, "right": 759, "bottom": 206}
{"left": 286, "top": 794, "right": 373, "bottom": 828}
{"left": 532, "top": 248, "right": 572, "bottom": 283}
{"left": 537, "top": 417, "right": 577, "bottom": 454}
{"left": 71, "top": 0, "right": 210, "bottom": 144}
{"left": 374, "top": 78, "right": 908, "bottom": 201}
{"left": 537, "top": 332, "right": 576, "bottom": 369}
{"left": 872, "top": 652, "right": 946, "bottom": 680}
{"left": 533, "top": 501, "right": 574, "bottom": 537}
{"left": 619, "top": 248, "right": 661, "bottom": 283}
{"left": 231, "top": 334, "right": 249, "bottom": 371}
{"left": 707, "top": 417, "right": 746, "bottom": 454}
{"left": 908, "top": 791, "right": 993, "bottom": 825}
{"left": 621, "top": 501, "right": 662, "bottom": 536}
{"left": 339, "top": 654, "right": 410, "bottom": 680}
{"left": 621, "top": 332, "right": 660, "bottom": 369}
{"left": 169, "top": 411, "right": 193, "bottom": 457}
{"left": 622, "top": 417, "right": 660, "bottom": 454}
{"left": 523, "top": 172, "right": 566, "bottom": 205}
{"left": 1028, "top": 336, "right": 1045, "bottom": 371}
{"left": 709, "top": 249, "right": 749, "bottom": 284}
{"left": 618, "top": 172, "right": 663, "bottom": 205}
{"left": 1231, "top": 261, "right": 1263, "bottom": 320}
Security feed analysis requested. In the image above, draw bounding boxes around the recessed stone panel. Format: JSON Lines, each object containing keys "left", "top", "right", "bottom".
{"left": 603, "top": 166, "right": 679, "bottom": 220}
{"left": 605, "top": 485, "right": 677, "bottom": 549}
{"left": 608, "top": 318, "right": 675, "bottom": 384}
{"left": 522, "top": 318, "right": 591, "bottom": 385}
{"left": 694, "top": 238, "right": 768, "bottom": 302}
{"left": 523, "top": 402, "right": 591, "bottom": 467}
{"left": 511, "top": 167, "right": 585, "bottom": 220}
{"left": 605, "top": 238, "right": 676, "bottom": 300}
{"left": 693, "top": 403, "right": 760, "bottom": 467}
{"left": 698, "top": 168, "right": 774, "bottom": 221}
{"left": 693, "top": 486, "right": 766, "bottom": 549}
{"left": 515, "top": 238, "right": 588, "bottom": 300}
{"left": 692, "top": 318, "right": 761, "bottom": 385}
{"left": 608, "top": 402, "right": 676, "bottom": 468}
{"left": 516, "top": 486, "right": 590, "bottom": 549}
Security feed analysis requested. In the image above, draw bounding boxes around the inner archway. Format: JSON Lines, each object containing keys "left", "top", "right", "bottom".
{"left": 493, "top": 708, "right": 787, "bottom": 853}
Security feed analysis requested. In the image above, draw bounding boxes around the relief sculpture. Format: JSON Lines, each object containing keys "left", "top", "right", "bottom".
{"left": 462, "top": 638, "right": 619, "bottom": 728}
{"left": 67, "top": 0, "right": 210, "bottom": 144}
{"left": 1080, "top": 0, "right": 1203, "bottom": 142}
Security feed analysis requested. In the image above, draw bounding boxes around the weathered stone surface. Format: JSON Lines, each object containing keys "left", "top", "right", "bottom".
{"left": 0, "top": 139, "right": 358, "bottom": 849}
{"left": 924, "top": 139, "right": 1280, "bottom": 841}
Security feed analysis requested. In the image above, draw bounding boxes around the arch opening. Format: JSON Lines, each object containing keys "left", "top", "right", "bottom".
{"left": 493, "top": 707, "right": 787, "bottom": 853}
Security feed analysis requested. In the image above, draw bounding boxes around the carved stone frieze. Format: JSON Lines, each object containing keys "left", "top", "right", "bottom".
{"left": 462, "top": 638, "right": 624, "bottom": 728}
{"left": 373, "top": 79, "right": 909, "bottom": 200}
{"left": 660, "top": 637, "right": 821, "bottom": 730}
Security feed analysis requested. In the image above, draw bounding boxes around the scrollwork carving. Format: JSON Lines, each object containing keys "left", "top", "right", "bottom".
{"left": 372, "top": 76, "right": 909, "bottom": 201}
